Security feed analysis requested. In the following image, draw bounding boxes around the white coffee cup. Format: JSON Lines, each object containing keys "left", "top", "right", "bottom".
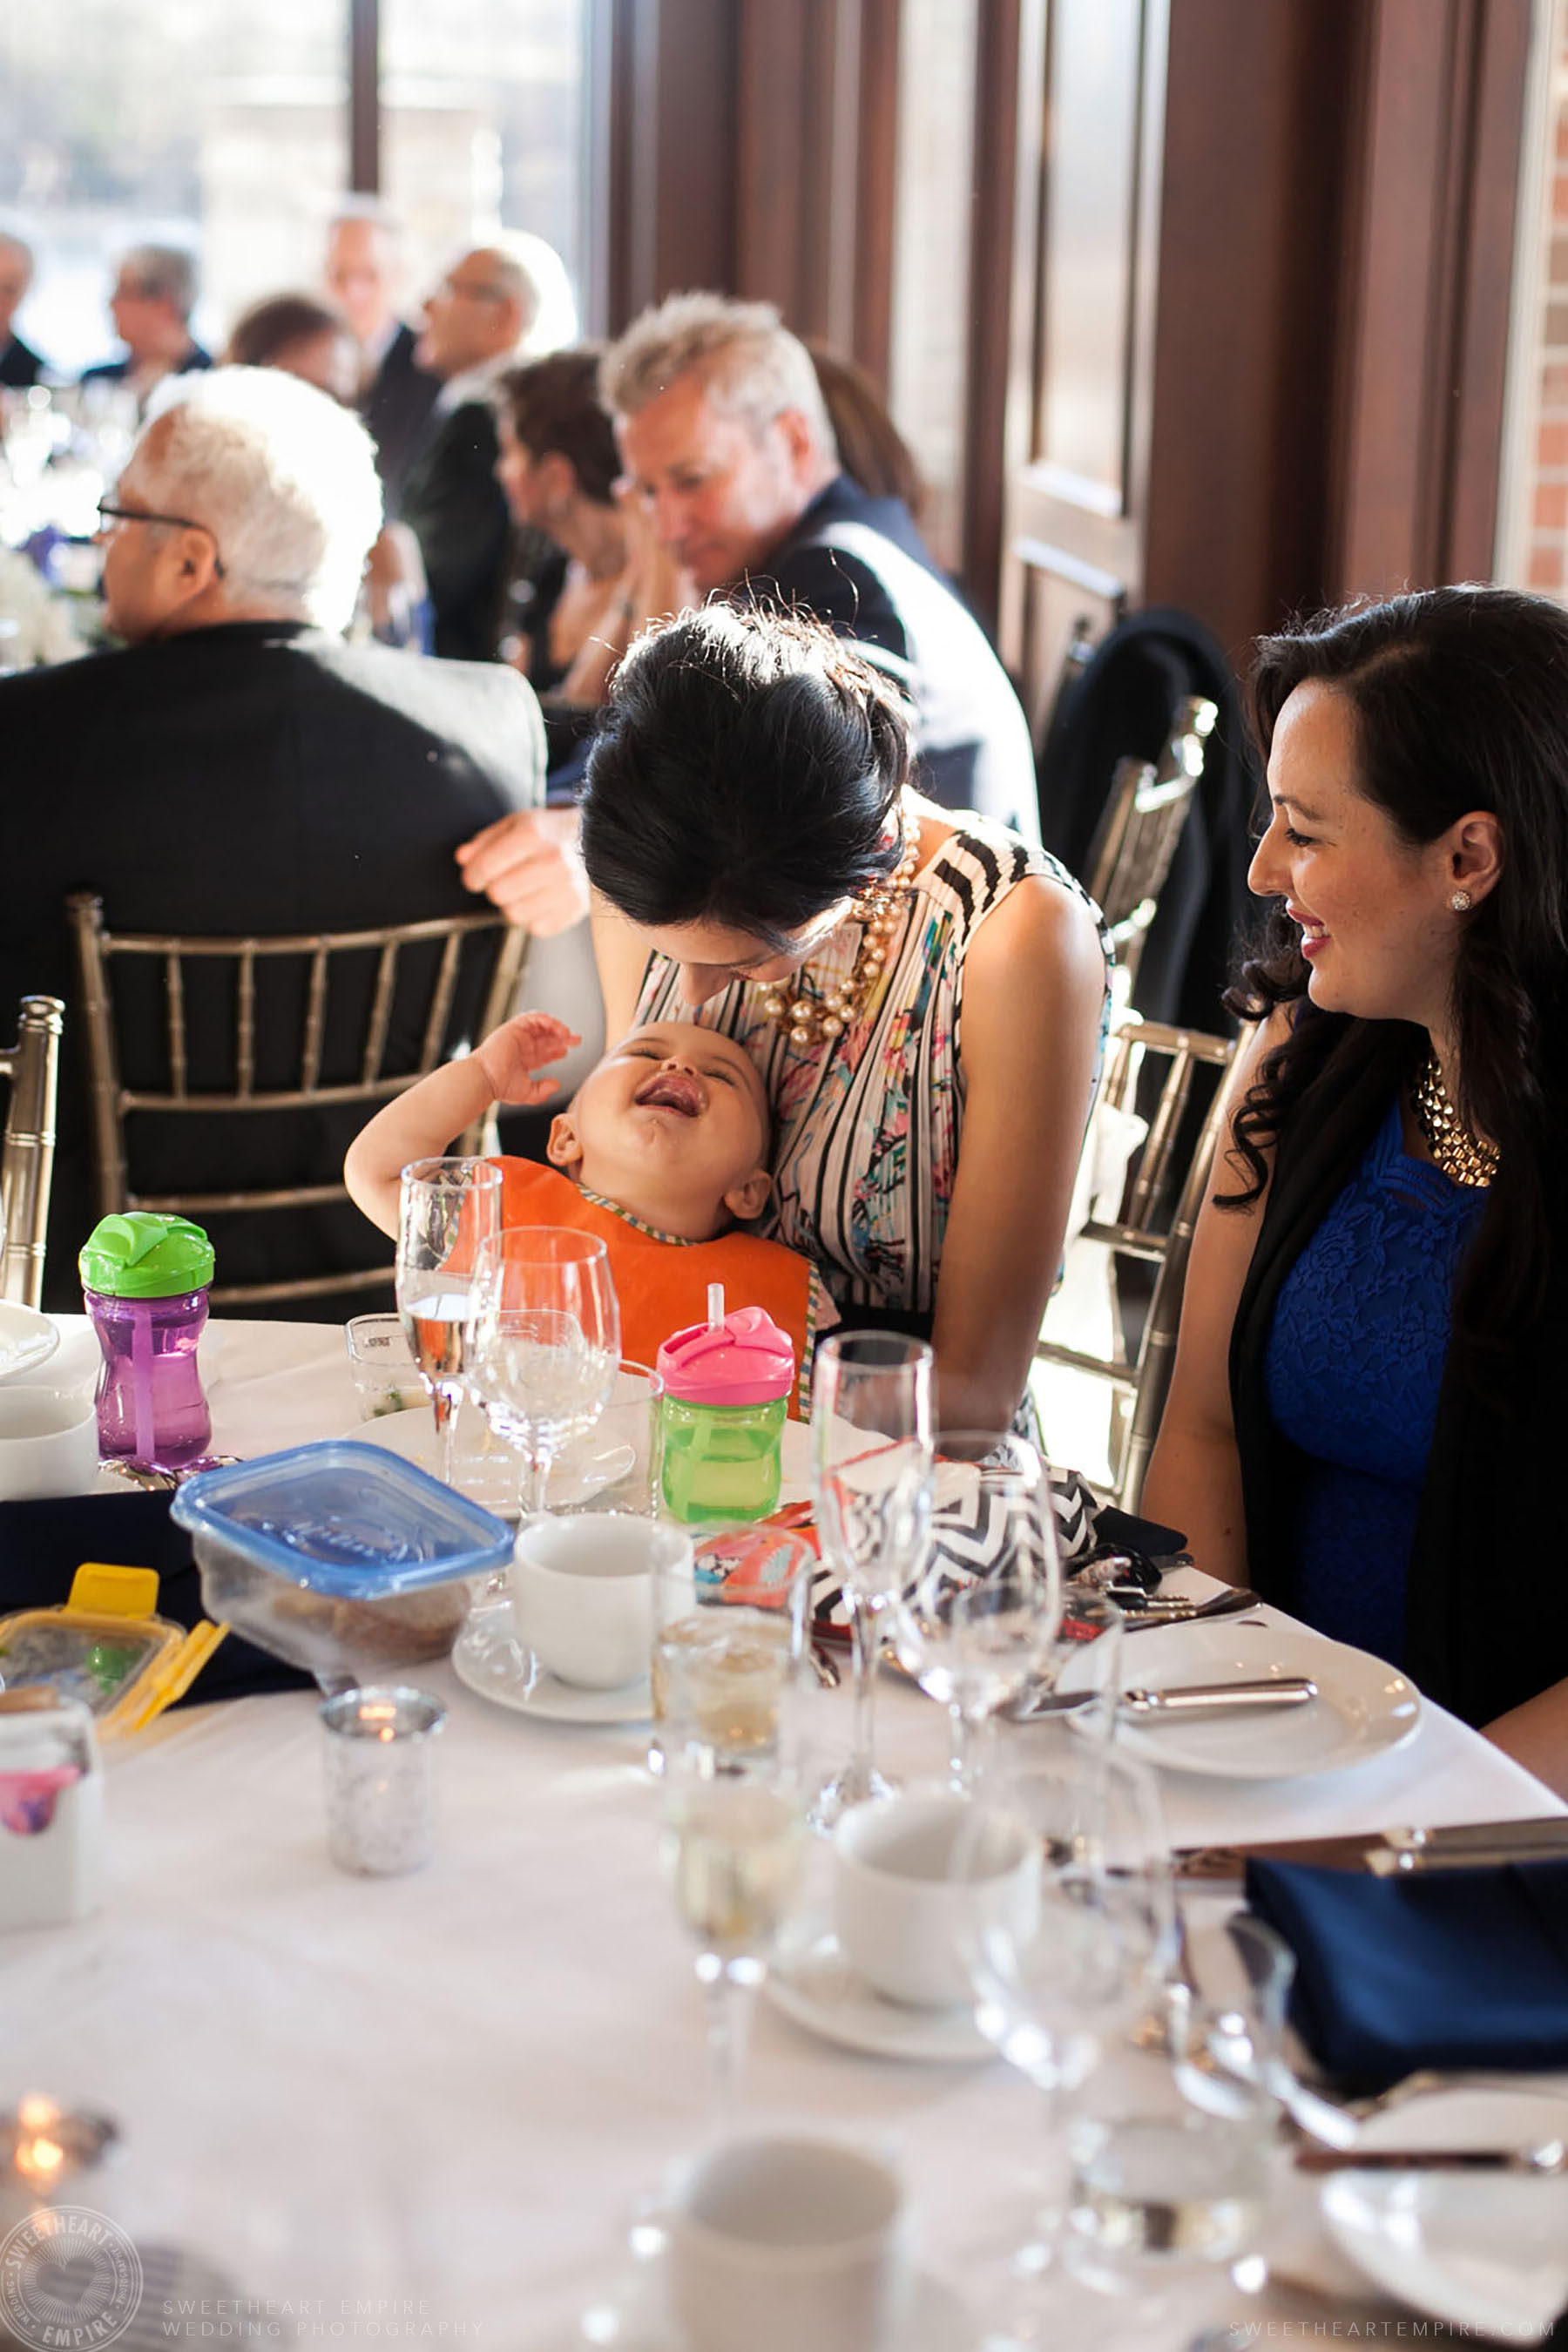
{"left": 0, "top": 1389, "right": 100, "bottom": 1502}
{"left": 665, "top": 2135, "right": 907, "bottom": 2352}
{"left": 510, "top": 1514, "right": 692, "bottom": 1689}
{"left": 834, "top": 1793, "right": 1042, "bottom": 2008}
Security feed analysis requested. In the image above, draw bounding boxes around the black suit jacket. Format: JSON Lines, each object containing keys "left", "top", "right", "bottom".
{"left": 741, "top": 476, "right": 1039, "bottom": 838}
{"left": 80, "top": 343, "right": 213, "bottom": 388}
{"left": 399, "top": 400, "right": 512, "bottom": 662}
{"left": 0, "top": 333, "right": 46, "bottom": 389}
{"left": 0, "top": 623, "right": 544, "bottom": 1309}
{"left": 361, "top": 322, "right": 442, "bottom": 514}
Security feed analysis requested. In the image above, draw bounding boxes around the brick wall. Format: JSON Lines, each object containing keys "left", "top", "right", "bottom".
{"left": 1524, "top": 12, "right": 1568, "bottom": 593}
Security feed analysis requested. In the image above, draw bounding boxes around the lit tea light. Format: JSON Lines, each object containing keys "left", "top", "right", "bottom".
{"left": 1, "top": 2098, "right": 118, "bottom": 2223}
{"left": 319, "top": 1686, "right": 445, "bottom": 1876}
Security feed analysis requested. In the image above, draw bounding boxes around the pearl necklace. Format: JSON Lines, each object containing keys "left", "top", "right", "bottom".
{"left": 758, "top": 828, "right": 921, "bottom": 1049}
{"left": 1410, "top": 1055, "right": 1499, "bottom": 1188}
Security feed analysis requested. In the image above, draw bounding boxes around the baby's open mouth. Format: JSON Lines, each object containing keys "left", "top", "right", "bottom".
{"left": 635, "top": 1071, "right": 703, "bottom": 1118}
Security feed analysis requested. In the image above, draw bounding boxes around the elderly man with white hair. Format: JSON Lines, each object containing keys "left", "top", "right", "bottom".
{"left": 401, "top": 235, "right": 572, "bottom": 660}
{"left": 0, "top": 366, "right": 544, "bottom": 1308}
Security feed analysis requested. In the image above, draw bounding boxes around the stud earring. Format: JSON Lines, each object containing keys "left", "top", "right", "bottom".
{"left": 1450, "top": 889, "right": 1473, "bottom": 912}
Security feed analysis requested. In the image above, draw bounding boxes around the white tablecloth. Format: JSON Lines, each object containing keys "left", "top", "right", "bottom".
{"left": 3, "top": 1320, "right": 1563, "bottom": 2346}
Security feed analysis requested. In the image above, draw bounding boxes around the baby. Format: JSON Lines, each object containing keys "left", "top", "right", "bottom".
{"left": 344, "top": 1012, "right": 830, "bottom": 1402}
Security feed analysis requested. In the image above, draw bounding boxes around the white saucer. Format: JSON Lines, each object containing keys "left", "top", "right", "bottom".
{"left": 764, "top": 1909, "right": 995, "bottom": 2065}
{"left": 452, "top": 1614, "right": 652, "bottom": 1725}
{"left": 1321, "top": 2081, "right": 1568, "bottom": 2342}
{"left": 545, "top": 2253, "right": 983, "bottom": 2349}
{"left": 344, "top": 1404, "right": 634, "bottom": 1517}
{"left": 1058, "top": 1615, "right": 1420, "bottom": 1780}
{"left": 0, "top": 1303, "right": 59, "bottom": 1383}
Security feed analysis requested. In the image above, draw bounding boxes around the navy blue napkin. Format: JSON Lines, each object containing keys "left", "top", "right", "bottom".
{"left": 1246, "top": 1855, "right": 1568, "bottom": 2092}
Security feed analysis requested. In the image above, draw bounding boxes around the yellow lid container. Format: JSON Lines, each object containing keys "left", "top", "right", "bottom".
{"left": 0, "top": 1565, "right": 226, "bottom": 1736}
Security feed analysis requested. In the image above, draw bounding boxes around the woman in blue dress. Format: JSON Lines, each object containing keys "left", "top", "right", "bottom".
{"left": 1145, "top": 585, "right": 1568, "bottom": 1791}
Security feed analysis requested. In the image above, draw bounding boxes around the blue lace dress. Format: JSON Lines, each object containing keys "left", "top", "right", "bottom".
{"left": 1262, "top": 1099, "right": 1487, "bottom": 1666}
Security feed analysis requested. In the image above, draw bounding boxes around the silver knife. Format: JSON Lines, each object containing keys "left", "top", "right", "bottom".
{"left": 1018, "top": 1676, "right": 1318, "bottom": 1721}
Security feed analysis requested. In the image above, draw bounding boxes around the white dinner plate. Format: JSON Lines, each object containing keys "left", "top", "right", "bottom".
{"left": 764, "top": 1909, "right": 995, "bottom": 2065}
{"left": 544, "top": 2252, "right": 983, "bottom": 2350}
{"left": 1056, "top": 1614, "right": 1420, "bottom": 1780}
{"left": 344, "top": 1404, "right": 634, "bottom": 1517}
{"left": 452, "top": 1612, "right": 652, "bottom": 1724}
{"left": 0, "top": 1303, "right": 60, "bottom": 1384}
{"left": 1321, "top": 2082, "right": 1568, "bottom": 2342}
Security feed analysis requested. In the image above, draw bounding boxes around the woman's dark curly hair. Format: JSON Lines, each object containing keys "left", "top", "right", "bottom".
{"left": 579, "top": 604, "right": 913, "bottom": 954}
{"left": 1222, "top": 584, "right": 1568, "bottom": 1357}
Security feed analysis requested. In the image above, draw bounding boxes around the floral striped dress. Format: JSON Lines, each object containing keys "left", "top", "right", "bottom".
{"left": 633, "top": 811, "right": 1106, "bottom": 1322}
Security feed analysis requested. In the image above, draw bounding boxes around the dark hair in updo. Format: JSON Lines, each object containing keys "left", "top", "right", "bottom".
{"left": 580, "top": 605, "right": 913, "bottom": 954}
{"left": 1223, "top": 583, "right": 1568, "bottom": 1359}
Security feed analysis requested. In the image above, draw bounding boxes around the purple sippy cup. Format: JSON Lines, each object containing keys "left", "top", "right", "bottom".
{"left": 79, "top": 1213, "right": 216, "bottom": 1472}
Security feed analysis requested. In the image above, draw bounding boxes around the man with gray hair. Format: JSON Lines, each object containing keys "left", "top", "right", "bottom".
{"left": 0, "top": 366, "right": 544, "bottom": 1307}
{"left": 0, "top": 233, "right": 48, "bottom": 389}
{"left": 456, "top": 289, "right": 1038, "bottom": 933}
{"left": 81, "top": 242, "right": 213, "bottom": 409}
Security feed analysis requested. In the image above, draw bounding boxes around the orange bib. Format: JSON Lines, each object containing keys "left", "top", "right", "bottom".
{"left": 491, "top": 1159, "right": 822, "bottom": 1416}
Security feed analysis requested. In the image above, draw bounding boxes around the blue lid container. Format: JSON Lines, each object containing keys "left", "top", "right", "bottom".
{"left": 172, "top": 1441, "right": 514, "bottom": 1685}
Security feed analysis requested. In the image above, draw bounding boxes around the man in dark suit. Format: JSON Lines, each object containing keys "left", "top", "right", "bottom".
{"left": 324, "top": 207, "right": 440, "bottom": 512}
{"left": 0, "top": 234, "right": 48, "bottom": 388}
{"left": 80, "top": 245, "right": 212, "bottom": 410}
{"left": 0, "top": 367, "right": 544, "bottom": 1310}
{"left": 398, "top": 243, "right": 537, "bottom": 662}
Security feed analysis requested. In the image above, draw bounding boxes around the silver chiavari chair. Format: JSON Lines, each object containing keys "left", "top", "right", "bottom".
{"left": 68, "top": 898, "right": 525, "bottom": 1308}
{"left": 1035, "top": 1010, "right": 1239, "bottom": 1510}
{"left": 1087, "top": 694, "right": 1219, "bottom": 1004}
{"left": 0, "top": 996, "right": 64, "bottom": 1310}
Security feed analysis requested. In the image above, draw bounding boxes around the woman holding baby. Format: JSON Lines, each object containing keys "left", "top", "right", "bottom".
{"left": 551, "top": 605, "right": 1111, "bottom": 1433}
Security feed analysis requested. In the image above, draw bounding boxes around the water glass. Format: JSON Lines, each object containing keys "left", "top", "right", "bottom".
{"left": 810, "top": 1332, "right": 934, "bottom": 1828}
{"left": 885, "top": 1431, "right": 1061, "bottom": 1789}
{"left": 468, "top": 1226, "right": 621, "bottom": 1515}
{"left": 394, "top": 1158, "right": 503, "bottom": 1486}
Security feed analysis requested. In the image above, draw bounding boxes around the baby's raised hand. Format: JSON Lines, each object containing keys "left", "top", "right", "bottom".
{"left": 475, "top": 1012, "right": 582, "bottom": 1106}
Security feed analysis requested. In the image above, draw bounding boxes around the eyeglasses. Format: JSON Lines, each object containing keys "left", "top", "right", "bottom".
{"left": 97, "top": 500, "right": 226, "bottom": 578}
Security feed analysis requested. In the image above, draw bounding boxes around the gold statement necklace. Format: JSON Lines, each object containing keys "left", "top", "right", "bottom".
{"left": 1410, "top": 1055, "right": 1499, "bottom": 1188}
{"left": 757, "top": 823, "right": 921, "bottom": 1049}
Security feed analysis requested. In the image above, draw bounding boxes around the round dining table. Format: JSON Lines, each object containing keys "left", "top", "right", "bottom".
{"left": 1, "top": 1316, "right": 1563, "bottom": 2349}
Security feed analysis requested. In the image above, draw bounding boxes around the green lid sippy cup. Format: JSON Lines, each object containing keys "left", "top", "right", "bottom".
{"left": 656, "top": 1286, "right": 795, "bottom": 1525}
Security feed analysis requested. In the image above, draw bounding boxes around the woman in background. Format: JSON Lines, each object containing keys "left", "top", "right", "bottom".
{"left": 494, "top": 347, "right": 628, "bottom": 702}
{"left": 1143, "top": 585, "right": 1568, "bottom": 1787}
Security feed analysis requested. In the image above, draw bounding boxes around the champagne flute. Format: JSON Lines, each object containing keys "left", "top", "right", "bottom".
{"left": 660, "top": 1705, "right": 811, "bottom": 2132}
{"left": 887, "top": 1431, "right": 1062, "bottom": 1792}
{"left": 395, "top": 1156, "right": 503, "bottom": 1489}
{"left": 810, "top": 1331, "right": 934, "bottom": 1828}
{"left": 469, "top": 1227, "right": 621, "bottom": 1517}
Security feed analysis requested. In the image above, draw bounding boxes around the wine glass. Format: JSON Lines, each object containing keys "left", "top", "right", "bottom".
{"left": 810, "top": 1331, "right": 934, "bottom": 1829}
{"left": 659, "top": 1700, "right": 812, "bottom": 2132}
{"left": 886, "top": 1431, "right": 1062, "bottom": 1792}
{"left": 468, "top": 1227, "right": 621, "bottom": 1517}
{"left": 395, "top": 1157, "right": 503, "bottom": 1489}
{"left": 954, "top": 1749, "right": 1178, "bottom": 2337}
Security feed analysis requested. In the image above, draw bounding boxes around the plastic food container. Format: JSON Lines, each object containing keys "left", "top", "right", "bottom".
{"left": 0, "top": 1564, "right": 225, "bottom": 1734}
{"left": 171, "top": 1441, "right": 514, "bottom": 1686}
